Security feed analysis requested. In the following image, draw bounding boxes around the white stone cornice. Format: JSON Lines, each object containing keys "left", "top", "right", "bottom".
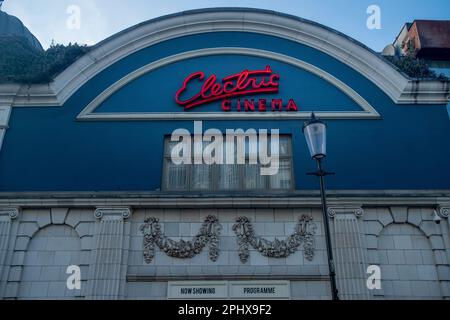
{"left": 0, "top": 84, "right": 20, "bottom": 106}
{"left": 0, "top": 207, "right": 20, "bottom": 221}
{"left": 2, "top": 191, "right": 447, "bottom": 209}
{"left": 327, "top": 206, "right": 364, "bottom": 218}
{"left": 399, "top": 81, "right": 450, "bottom": 104}
{"left": 0, "top": 8, "right": 448, "bottom": 108}
{"left": 94, "top": 207, "right": 132, "bottom": 220}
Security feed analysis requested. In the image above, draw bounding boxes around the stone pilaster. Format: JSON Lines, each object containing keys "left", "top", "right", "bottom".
{"left": 437, "top": 204, "right": 450, "bottom": 299}
{"left": 0, "top": 208, "right": 19, "bottom": 298}
{"left": 327, "top": 206, "right": 370, "bottom": 300}
{"left": 89, "top": 207, "right": 131, "bottom": 300}
{"left": 438, "top": 204, "right": 450, "bottom": 263}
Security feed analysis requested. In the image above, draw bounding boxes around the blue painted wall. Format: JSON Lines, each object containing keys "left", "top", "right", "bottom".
{"left": 0, "top": 32, "right": 449, "bottom": 192}
{"left": 95, "top": 54, "right": 361, "bottom": 113}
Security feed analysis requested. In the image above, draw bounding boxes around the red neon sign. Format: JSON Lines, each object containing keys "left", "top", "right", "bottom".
{"left": 175, "top": 66, "right": 281, "bottom": 110}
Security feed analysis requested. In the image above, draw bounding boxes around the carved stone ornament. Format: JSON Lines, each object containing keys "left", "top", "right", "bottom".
{"left": 438, "top": 205, "right": 449, "bottom": 218}
{"left": 0, "top": 207, "right": 20, "bottom": 220}
{"left": 140, "top": 215, "right": 222, "bottom": 264}
{"left": 232, "top": 215, "right": 316, "bottom": 263}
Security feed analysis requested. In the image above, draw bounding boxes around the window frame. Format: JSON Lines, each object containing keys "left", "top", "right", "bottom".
{"left": 161, "top": 134, "right": 295, "bottom": 193}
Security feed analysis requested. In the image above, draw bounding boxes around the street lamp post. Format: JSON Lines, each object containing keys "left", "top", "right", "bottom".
{"left": 303, "top": 113, "right": 339, "bottom": 301}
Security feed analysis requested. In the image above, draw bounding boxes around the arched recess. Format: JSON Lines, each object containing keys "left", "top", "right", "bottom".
{"left": 377, "top": 223, "right": 442, "bottom": 300}
{"left": 17, "top": 225, "right": 84, "bottom": 300}
{"left": 77, "top": 48, "right": 380, "bottom": 120}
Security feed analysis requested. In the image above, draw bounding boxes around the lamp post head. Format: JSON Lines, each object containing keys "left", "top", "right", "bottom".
{"left": 303, "top": 113, "right": 327, "bottom": 160}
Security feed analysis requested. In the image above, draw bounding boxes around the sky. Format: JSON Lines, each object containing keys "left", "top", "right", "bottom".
{"left": 2, "top": 0, "right": 450, "bottom": 51}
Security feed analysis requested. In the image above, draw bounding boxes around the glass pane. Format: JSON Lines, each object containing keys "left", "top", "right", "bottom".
{"left": 192, "top": 164, "right": 212, "bottom": 191}
{"left": 218, "top": 164, "right": 240, "bottom": 190}
{"left": 304, "top": 123, "right": 326, "bottom": 158}
{"left": 277, "top": 136, "right": 290, "bottom": 156}
{"left": 192, "top": 138, "right": 203, "bottom": 164}
{"left": 244, "top": 164, "right": 266, "bottom": 190}
{"left": 267, "top": 136, "right": 289, "bottom": 157}
{"left": 223, "top": 139, "right": 236, "bottom": 164}
{"left": 163, "top": 136, "right": 293, "bottom": 192}
{"left": 166, "top": 138, "right": 192, "bottom": 159}
{"left": 165, "top": 160, "right": 187, "bottom": 190}
{"left": 245, "top": 136, "right": 259, "bottom": 159}
{"left": 165, "top": 140, "right": 176, "bottom": 156}
{"left": 269, "top": 159, "right": 292, "bottom": 189}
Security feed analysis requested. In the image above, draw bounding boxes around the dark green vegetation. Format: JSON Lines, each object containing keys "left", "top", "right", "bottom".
{"left": 384, "top": 55, "right": 448, "bottom": 80}
{"left": 0, "top": 36, "right": 90, "bottom": 84}
{"left": 0, "top": 36, "right": 447, "bottom": 84}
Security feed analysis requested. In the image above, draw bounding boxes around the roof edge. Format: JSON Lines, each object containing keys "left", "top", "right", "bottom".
{"left": 0, "top": 7, "right": 449, "bottom": 107}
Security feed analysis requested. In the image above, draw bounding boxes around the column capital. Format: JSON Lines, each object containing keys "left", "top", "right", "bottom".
{"left": 94, "top": 207, "right": 131, "bottom": 220}
{"left": 327, "top": 206, "right": 364, "bottom": 219}
{"left": 437, "top": 204, "right": 450, "bottom": 219}
{"left": 0, "top": 207, "right": 20, "bottom": 221}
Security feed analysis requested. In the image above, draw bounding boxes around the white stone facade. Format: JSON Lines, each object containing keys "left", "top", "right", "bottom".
{"left": 0, "top": 196, "right": 449, "bottom": 300}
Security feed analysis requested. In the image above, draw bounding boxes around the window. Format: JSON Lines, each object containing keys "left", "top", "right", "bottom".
{"left": 162, "top": 135, "right": 294, "bottom": 192}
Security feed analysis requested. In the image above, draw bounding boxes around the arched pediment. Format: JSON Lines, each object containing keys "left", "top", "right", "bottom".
{"left": 3, "top": 8, "right": 449, "bottom": 107}
{"left": 77, "top": 48, "right": 380, "bottom": 120}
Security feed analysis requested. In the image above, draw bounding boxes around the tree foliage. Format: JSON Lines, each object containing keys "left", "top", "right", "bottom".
{"left": 0, "top": 37, "right": 90, "bottom": 84}
{"left": 1, "top": 36, "right": 447, "bottom": 83}
{"left": 384, "top": 55, "right": 448, "bottom": 80}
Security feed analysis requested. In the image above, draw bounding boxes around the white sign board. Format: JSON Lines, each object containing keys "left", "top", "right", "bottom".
{"left": 229, "top": 281, "right": 290, "bottom": 299}
{"left": 168, "top": 281, "right": 228, "bottom": 300}
{"left": 168, "top": 280, "right": 291, "bottom": 300}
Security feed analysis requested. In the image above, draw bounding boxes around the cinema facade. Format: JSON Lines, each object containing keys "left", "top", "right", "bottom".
{"left": 1, "top": 8, "right": 450, "bottom": 300}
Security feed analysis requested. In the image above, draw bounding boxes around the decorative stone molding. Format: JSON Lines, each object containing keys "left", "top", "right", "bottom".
{"left": 0, "top": 207, "right": 20, "bottom": 220}
{"left": 140, "top": 215, "right": 222, "bottom": 264}
{"left": 327, "top": 206, "right": 364, "bottom": 218}
{"left": 1, "top": 191, "right": 450, "bottom": 208}
{"left": 232, "top": 215, "right": 316, "bottom": 263}
{"left": 94, "top": 207, "right": 131, "bottom": 220}
{"left": 438, "top": 205, "right": 450, "bottom": 218}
